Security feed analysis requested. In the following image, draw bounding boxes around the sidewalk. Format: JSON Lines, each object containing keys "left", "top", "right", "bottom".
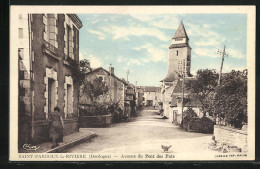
{"left": 19, "top": 128, "right": 97, "bottom": 153}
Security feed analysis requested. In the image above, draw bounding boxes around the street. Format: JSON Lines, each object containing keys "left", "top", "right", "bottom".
{"left": 64, "top": 109, "right": 214, "bottom": 154}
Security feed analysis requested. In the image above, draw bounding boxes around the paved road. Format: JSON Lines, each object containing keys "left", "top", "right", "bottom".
{"left": 64, "top": 109, "right": 214, "bottom": 154}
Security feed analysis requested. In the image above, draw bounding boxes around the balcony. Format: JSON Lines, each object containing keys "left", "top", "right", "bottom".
{"left": 42, "top": 40, "right": 60, "bottom": 61}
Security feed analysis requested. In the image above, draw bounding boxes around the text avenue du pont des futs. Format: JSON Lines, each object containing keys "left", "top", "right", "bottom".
{"left": 19, "top": 153, "right": 175, "bottom": 159}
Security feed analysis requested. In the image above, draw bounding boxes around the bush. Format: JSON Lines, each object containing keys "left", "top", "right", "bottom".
{"left": 184, "top": 107, "right": 197, "bottom": 119}
{"left": 189, "top": 117, "right": 215, "bottom": 134}
{"left": 183, "top": 107, "right": 198, "bottom": 130}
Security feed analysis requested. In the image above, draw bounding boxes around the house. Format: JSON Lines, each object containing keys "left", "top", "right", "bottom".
{"left": 169, "top": 80, "right": 202, "bottom": 124}
{"left": 120, "top": 79, "right": 137, "bottom": 117}
{"left": 135, "top": 86, "right": 144, "bottom": 109}
{"left": 143, "top": 86, "right": 161, "bottom": 107}
{"left": 160, "top": 21, "right": 194, "bottom": 122}
{"left": 79, "top": 66, "right": 128, "bottom": 117}
{"left": 18, "top": 14, "right": 83, "bottom": 146}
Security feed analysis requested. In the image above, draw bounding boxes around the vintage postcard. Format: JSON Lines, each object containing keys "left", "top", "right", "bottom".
{"left": 10, "top": 6, "right": 255, "bottom": 161}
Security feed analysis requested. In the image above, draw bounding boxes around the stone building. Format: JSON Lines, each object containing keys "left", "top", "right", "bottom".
{"left": 161, "top": 21, "right": 194, "bottom": 121}
{"left": 169, "top": 80, "right": 202, "bottom": 124}
{"left": 135, "top": 86, "right": 144, "bottom": 109}
{"left": 18, "top": 14, "right": 82, "bottom": 146}
{"left": 143, "top": 86, "right": 161, "bottom": 107}
{"left": 79, "top": 67, "right": 127, "bottom": 114}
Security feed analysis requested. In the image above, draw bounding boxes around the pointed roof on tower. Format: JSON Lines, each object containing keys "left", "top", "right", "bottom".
{"left": 172, "top": 21, "right": 189, "bottom": 40}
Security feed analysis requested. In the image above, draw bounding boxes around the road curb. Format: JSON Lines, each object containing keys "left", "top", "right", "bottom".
{"left": 45, "top": 132, "right": 97, "bottom": 153}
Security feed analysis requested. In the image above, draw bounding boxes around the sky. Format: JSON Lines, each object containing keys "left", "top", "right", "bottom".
{"left": 77, "top": 13, "right": 247, "bottom": 87}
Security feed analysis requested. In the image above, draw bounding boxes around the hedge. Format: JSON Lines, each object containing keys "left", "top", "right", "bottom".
{"left": 187, "top": 117, "right": 215, "bottom": 134}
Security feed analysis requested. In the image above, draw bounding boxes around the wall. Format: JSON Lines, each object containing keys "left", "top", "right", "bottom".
{"left": 169, "top": 107, "right": 201, "bottom": 125}
{"left": 214, "top": 125, "right": 247, "bottom": 152}
{"left": 18, "top": 13, "right": 32, "bottom": 146}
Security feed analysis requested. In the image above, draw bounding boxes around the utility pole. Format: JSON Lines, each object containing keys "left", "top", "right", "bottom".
{"left": 181, "top": 59, "right": 186, "bottom": 127}
{"left": 217, "top": 46, "right": 228, "bottom": 85}
{"left": 126, "top": 69, "right": 129, "bottom": 82}
{"left": 216, "top": 46, "right": 228, "bottom": 125}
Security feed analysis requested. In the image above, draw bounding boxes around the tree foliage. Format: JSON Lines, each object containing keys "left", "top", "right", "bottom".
{"left": 185, "top": 69, "right": 218, "bottom": 115}
{"left": 183, "top": 107, "right": 197, "bottom": 119}
{"left": 80, "top": 77, "right": 109, "bottom": 105}
{"left": 211, "top": 70, "right": 247, "bottom": 128}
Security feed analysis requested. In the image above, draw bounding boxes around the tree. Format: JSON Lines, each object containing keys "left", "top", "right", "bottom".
{"left": 211, "top": 70, "right": 247, "bottom": 128}
{"left": 80, "top": 59, "right": 92, "bottom": 73}
{"left": 80, "top": 77, "right": 109, "bottom": 106}
{"left": 185, "top": 69, "right": 218, "bottom": 116}
{"left": 183, "top": 107, "right": 197, "bottom": 118}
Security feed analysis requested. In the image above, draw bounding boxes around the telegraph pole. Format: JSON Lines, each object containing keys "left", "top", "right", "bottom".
{"left": 181, "top": 59, "right": 186, "bottom": 127}
{"left": 126, "top": 69, "right": 130, "bottom": 82}
{"left": 217, "top": 46, "right": 228, "bottom": 85}
{"left": 216, "top": 46, "right": 228, "bottom": 125}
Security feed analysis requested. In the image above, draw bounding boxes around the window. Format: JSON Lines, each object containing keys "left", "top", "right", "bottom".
{"left": 176, "top": 50, "right": 178, "bottom": 56}
{"left": 97, "top": 75, "right": 104, "bottom": 81}
{"left": 175, "top": 38, "right": 183, "bottom": 41}
{"left": 18, "top": 48, "right": 24, "bottom": 59}
{"left": 64, "top": 76, "right": 73, "bottom": 116}
{"left": 43, "top": 14, "right": 58, "bottom": 48}
{"left": 19, "top": 28, "right": 23, "bottom": 38}
{"left": 74, "top": 28, "right": 78, "bottom": 58}
{"left": 67, "top": 84, "right": 73, "bottom": 114}
{"left": 67, "top": 25, "right": 70, "bottom": 58}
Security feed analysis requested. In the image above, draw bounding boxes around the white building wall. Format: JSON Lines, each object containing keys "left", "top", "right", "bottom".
{"left": 18, "top": 13, "right": 30, "bottom": 72}
{"left": 144, "top": 91, "right": 161, "bottom": 106}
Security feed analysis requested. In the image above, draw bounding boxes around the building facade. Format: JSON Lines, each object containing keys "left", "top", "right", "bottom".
{"left": 169, "top": 80, "right": 202, "bottom": 124}
{"left": 79, "top": 67, "right": 127, "bottom": 113}
{"left": 18, "top": 14, "right": 82, "bottom": 146}
{"left": 143, "top": 86, "right": 161, "bottom": 107}
{"left": 135, "top": 86, "right": 144, "bottom": 108}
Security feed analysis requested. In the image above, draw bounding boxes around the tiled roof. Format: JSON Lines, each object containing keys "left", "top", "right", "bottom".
{"left": 172, "top": 21, "right": 189, "bottom": 39}
{"left": 172, "top": 79, "right": 194, "bottom": 94}
{"left": 169, "top": 43, "right": 191, "bottom": 49}
{"left": 85, "top": 67, "right": 128, "bottom": 85}
{"left": 162, "top": 73, "right": 179, "bottom": 82}
{"left": 171, "top": 94, "right": 202, "bottom": 107}
{"left": 184, "top": 97, "right": 202, "bottom": 107}
{"left": 144, "top": 86, "right": 161, "bottom": 92}
{"left": 162, "top": 72, "right": 192, "bottom": 82}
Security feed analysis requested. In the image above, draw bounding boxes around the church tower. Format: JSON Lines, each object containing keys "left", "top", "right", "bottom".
{"left": 163, "top": 21, "right": 192, "bottom": 83}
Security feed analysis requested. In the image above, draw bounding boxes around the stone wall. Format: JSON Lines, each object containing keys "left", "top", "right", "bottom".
{"left": 79, "top": 115, "right": 112, "bottom": 128}
{"left": 214, "top": 125, "right": 247, "bottom": 152}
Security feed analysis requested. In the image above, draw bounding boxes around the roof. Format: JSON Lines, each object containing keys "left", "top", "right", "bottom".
{"left": 126, "top": 88, "right": 135, "bottom": 95}
{"left": 169, "top": 43, "right": 191, "bottom": 49}
{"left": 67, "top": 14, "right": 83, "bottom": 29}
{"left": 171, "top": 95, "right": 202, "bottom": 107}
{"left": 144, "top": 86, "right": 161, "bottom": 92}
{"left": 171, "top": 79, "right": 194, "bottom": 94}
{"left": 162, "top": 71, "right": 193, "bottom": 82}
{"left": 172, "top": 21, "right": 189, "bottom": 39}
{"left": 162, "top": 73, "right": 179, "bottom": 82}
{"left": 84, "top": 67, "right": 128, "bottom": 85}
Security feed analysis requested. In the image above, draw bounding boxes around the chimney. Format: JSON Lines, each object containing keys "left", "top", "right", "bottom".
{"left": 109, "top": 66, "right": 114, "bottom": 75}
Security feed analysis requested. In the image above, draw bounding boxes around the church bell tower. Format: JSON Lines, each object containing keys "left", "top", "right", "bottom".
{"left": 162, "top": 21, "right": 192, "bottom": 83}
